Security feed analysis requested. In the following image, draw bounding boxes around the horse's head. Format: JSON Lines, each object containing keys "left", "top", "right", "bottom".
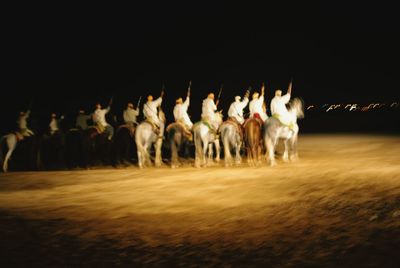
{"left": 289, "top": 98, "right": 304, "bottom": 119}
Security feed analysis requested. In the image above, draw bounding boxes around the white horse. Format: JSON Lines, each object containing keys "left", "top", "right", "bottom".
{"left": 0, "top": 133, "right": 18, "bottom": 172}
{"left": 263, "top": 98, "right": 304, "bottom": 166}
{"left": 219, "top": 120, "right": 242, "bottom": 167}
{"left": 193, "top": 112, "right": 223, "bottom": 168}
{"left": 135, "top": 111, "right": 165, "bottom": 168}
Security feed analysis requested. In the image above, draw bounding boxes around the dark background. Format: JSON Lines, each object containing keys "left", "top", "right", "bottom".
{"left": 2, "top": 2, "right": 399, "bottom": 134}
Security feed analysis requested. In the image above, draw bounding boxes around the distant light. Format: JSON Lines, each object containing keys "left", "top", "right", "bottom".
{"left": 350, "top": 104, "right": 358, "bottom": 111}
{"left": 307, "top": 105, "right": 314, "bottom": 110}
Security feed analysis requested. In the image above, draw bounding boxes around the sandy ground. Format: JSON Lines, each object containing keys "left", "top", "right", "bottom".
{"left": 1, "top": 134, "right": 400, "bottom": 267}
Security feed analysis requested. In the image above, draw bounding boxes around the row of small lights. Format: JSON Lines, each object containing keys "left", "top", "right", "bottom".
{"left": 306, "top": 102, "right": 399, "bottom": 112}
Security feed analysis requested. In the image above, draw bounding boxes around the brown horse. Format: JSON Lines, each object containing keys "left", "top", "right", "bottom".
{"left": 244, "top": 117, "right": 263, "bottom": 166}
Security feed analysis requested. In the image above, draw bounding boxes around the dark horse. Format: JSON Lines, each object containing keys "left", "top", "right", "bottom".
{"left": 166, "top": 122, "right": 193, "bottom": 168}
{"left": 244, "top": 116, "right": 263, "bottom": 166}
{"left": 114, "top": 124, "right": 137, "bottom": 166}
{"left": 40, "top": 131, "right": 65, "bottom": 170}
{"left": 80, "top": 127, "right": 115, "bottom": 168}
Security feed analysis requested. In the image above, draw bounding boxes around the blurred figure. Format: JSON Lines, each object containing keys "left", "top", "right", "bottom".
{"left": 49, "top": 113, "right": 64, "bottom": 135}
{"left": 93, "top": 102, "right": 114, "bottom": 140}
{"left": 270, "top": 80, "right": 293, "bottom": 128}
{"left": 143, "top": 91, "right": 164, "bottom": 137}
{"left": 228, "top": 90, "right": 250, "bottom": 124}
{"left": 249, "top": 83, "right": 268, "bottom": 122}
{"left": 76, "top": 109, "right": 91, "bottom": 131}
{"left": 17, "top": 109, "right": 34, "bottom": 136}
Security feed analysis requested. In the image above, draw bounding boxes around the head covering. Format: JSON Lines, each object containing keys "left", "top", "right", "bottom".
{"left": 275, "top": 89, "right": 282, "bottom": 96}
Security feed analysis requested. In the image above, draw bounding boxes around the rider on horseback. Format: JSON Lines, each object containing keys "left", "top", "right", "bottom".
{"left": 173, "top": 86, "right": 193, "bottom": 140}
{"left": 201, "top": 92, "right": 220, "bottom": 134}
{"left": 123, "top": 102, "right": 140, "bottom": 136}
{"left": 249, "top": 83, "right": 268, "bottom": 123}
{"left": 143, "top": 91, "right": 164, "bottom": 138}
{"left": 49, "top": 113, "right": 64, "bottom": 135}
{"left": 227, "top": 90, "right": 250, "bottom": 139}
{"left": 93, "top": 102, "right": 114, "bottom": 140}
{"left": 17, "top": 109, "right": 34, "bottom": 137}
{"left": 270, "top": 80, "right": 293, "bottom": 129}
{"left": 76, "top": 109, "right": 91, "bottom": 131}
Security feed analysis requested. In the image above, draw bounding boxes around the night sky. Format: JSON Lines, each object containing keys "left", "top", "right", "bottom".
{"left": 3, "top": 3, "right": 399, "bottom": 132}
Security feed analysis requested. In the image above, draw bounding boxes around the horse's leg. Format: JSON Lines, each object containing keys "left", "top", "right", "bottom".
{"left": 3, "top": 137, "right": 17, "bottom": 172}
{"left": 170, "top": 138, "right": 179, "bottom": 168}
{"left": 223, "top": 135, "right": 232, "bottom": 167}
{"left": 214, "top": 139, "right": 220, "bottom": 163}
{"left": 154, "top": 137, "right": 162, "bottom": 167}
{"left": 235, "top": 140, "right": 242, "bottom": 165}
{"left": 290, "top": 133, "right": 299, "bottom": 161}
{"left": 283, "top": 139, "right": 290, "bottom": 162}
{"left": 207, "top": 142, "right": 213, "bottom": 166}
{"left": 266, "top": 137, "right": 276, "bottom": 167}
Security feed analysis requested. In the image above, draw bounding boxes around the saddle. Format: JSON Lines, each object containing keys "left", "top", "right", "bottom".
{"left": 15, "top": 131, "right": 25, "bottom": 141}
{"left": 167, "top": 122, "right": 193, "bottom": 141}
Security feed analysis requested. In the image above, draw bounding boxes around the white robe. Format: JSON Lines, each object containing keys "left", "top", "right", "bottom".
{"left": 228, "top": 97, "right": 249, "bottom": 124}
{"left": 93, "top": 107, "right": 110, "bottom": 127}
{"left": 173, "top": 97, "right": 193, "bottom": 128}
{"left": 123, "top": 107, "right": 139, "bottom": 124}
{"left": 143, "top": 97, "right": 163, "bottom": 127}
{"left": 201, "top": 98, "right": 217, "bottom": 122}
{"left": 270, "top": 93, "right": 292, "bottom": 125}
{"left": 249, "top": 96, "right": 268, "bottom": 121}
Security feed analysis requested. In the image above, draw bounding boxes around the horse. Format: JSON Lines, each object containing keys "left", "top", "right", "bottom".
{"left": 244, "top": 116, "right": 263, "bottom": 166}
{"left": 114, "top": 124, "right": 136, "bottom": 166}
{"left": 81, "top": 126, "right": 115, "bottom": 168}
{"left": 263, "top": 98, "right": 304, "bottom": 166}
{"left": 40, "top": 130, "right": 65, "bottom": 170}
{"left": 219, "top": 119, "right": 243, "bottom": 167}
{"left": 193, "top": 112, "right": 223, "bottom": 168}
{"left": 0, "top": 133, "right": 40, "bottom": 172}
{"left": 166, "top": 122, "right": 193, "bottom": 168}
{"left": 135, "top": 111, "right": 165, "bottom": 168}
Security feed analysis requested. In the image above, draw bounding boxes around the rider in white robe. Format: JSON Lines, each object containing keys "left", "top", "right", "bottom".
{"left": 17, "top": 110, "right": 34, "bottom": 136}
{"left": 93, "top": 103, "right": 114, "bottom": 140}
{"left": 143, "top": 93, "right": 164, "bottom": 137}
{"left": 249, "top": 84, "right": 268, "bottom": 122}
{"left": 173, "top": 95, "right": 193, "bottom": 129}
{"left": 228, "top": 94, "right": 249, "bottom": 124}
{"left": 270, "top": 81, "right": 293, "bottom": 127}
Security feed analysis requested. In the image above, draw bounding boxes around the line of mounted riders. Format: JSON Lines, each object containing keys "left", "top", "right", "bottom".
{"left": 0, "top": 81, "right": 304, "bottom": 172}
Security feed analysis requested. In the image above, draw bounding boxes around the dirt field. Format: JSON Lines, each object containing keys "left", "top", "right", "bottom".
{"left": 1, "top": 134, "right": 400, "bottom": 267}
